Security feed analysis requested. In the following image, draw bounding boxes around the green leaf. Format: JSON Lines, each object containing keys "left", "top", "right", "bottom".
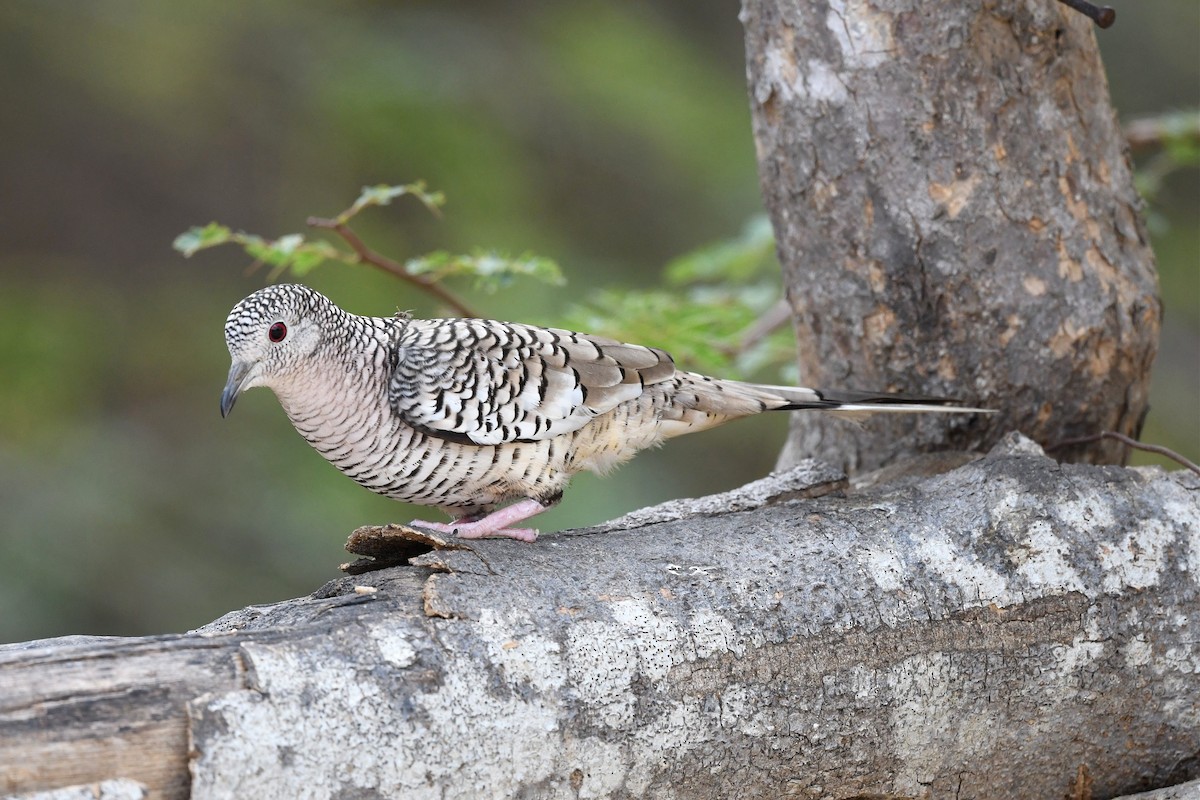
{"left": 222, "top": 232, "right": 342, "bottom": 280}
{"left": 562, "top": 214, "right": 792, "bottom": 380}
{"left": 172, "top": 222, "right": 233, "bottom": 257}
{"left": 287, "top": 244, "right": 340, "bottom": 276}
{"left": 341, "top": 181, "right": 447, "bottom": 223}
{"left": 175, "top": 181, "right": 455, "bottom": 286}
{"left": 241, "top": 237, "right": 282, "bottom": 265}
{"left": 1131, "top": 110, "right": 1200, "bottom": 209}
{"left": 405, "top": 250, "right": 565, "bottom": 292}
{"left": 562, "top": 284, "right": 791, "bottom": 380}
{"left": 274, "top": 233, "right": 305, "bottom": 254}
{"left": 1160, "top": 111, "right": 1200, "bottom": 168}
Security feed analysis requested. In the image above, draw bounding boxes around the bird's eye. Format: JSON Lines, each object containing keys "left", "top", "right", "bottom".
{"left": 268, "top": 322, "right": 288, "bottom": 343}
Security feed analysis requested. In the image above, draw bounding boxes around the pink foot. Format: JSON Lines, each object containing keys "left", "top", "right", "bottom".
{"left": 410, "top": 498, "right": 549, "bottom": 543}
{"left": 409, "top": 519, "right": 539, "bottom": 543}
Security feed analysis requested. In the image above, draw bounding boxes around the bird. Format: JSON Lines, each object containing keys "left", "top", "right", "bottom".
{"left": 221, "top": 283, "right": 989, "bottom": 542}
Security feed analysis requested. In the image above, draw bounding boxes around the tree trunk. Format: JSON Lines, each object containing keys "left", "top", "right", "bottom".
{"left": 2, "top": 439, "right": 1197, "bottom": 799}
{"left": 741, "top": 0, "right": 1161, "bottom": 472}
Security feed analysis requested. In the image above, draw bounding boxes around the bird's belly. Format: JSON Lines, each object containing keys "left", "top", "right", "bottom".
{"left": 297, "top": 415, "right": 571, "bottom": 511}
{"left": 564, "top": 408, "right": 666, "bottom": 475}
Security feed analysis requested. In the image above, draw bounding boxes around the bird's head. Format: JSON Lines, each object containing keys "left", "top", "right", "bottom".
{"left": 220, "top": 283, "right": 333, "bottom": 417}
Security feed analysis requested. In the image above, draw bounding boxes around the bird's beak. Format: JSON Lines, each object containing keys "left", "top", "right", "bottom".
{"left": 220, "top": 361, "right": 253, "bottom": 418}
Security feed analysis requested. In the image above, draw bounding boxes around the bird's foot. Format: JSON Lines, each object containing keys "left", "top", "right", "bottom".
{"left": 409, "top": 498, "right": 549, "bottom": 543}
{"left": 455, "top": 524, "right": 538, "bottom": 543}
{"left": 408, "top": 519, "right": 539, "bottom": 542}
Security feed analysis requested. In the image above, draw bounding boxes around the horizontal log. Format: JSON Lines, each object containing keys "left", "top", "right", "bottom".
{"left": 1, "top": 435, "right": 1196, "bottom": 799}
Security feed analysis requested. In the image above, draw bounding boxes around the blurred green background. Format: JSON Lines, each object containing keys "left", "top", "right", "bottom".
{"left": 0, "top": 2, "right": 1195, "bottom": 642}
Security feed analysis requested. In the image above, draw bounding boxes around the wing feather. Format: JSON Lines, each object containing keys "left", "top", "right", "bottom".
{"left": 388, "top": 319, "right": 675, "bottom": 445}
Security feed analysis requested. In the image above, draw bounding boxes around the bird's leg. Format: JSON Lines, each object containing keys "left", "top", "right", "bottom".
{"left": 409, "top": 498, "right": 552, "bottom": 543}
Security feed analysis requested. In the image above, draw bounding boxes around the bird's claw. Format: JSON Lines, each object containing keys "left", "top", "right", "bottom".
{"left": 409, "top": 519, "right": 539, "bottom": 542}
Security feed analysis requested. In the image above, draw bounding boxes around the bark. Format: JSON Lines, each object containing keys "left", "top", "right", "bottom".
{"left": 2, "top": 437, "right": 1197, "bottom": 800}
{"left": 741, "top": 0, "right": 1161, "bottom": 472}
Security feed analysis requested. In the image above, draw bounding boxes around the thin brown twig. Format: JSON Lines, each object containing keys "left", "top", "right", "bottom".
{"left": 307, "top": 215, "right": 479, "bottom": 318}
{"left": 736, "top": 297, "right": 793, "bottom": 355}
{"left": 1048, "top": 431, "right": 1200, "bottom": 476}
{"left": 711, "top": 298, "right": 794, "bottom": 360}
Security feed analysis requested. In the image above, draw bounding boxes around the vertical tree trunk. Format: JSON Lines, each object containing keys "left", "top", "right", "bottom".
{"left": 741, "top": 0, "right": 1160, "bottom": 472}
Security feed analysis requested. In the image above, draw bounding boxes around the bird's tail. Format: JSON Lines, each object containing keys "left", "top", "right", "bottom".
{"left": 746, "top": 383, "right": 993, "bottom": 416}
{"left": 658, "top": 373, "right": 991, "bottom": 438}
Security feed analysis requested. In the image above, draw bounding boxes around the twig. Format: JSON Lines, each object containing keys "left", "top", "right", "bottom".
{"left": 1055, "top": 0, "right": 1116, "bottom": 28}
{"left": 737, "top": 297, "right": 793, "bottom": 355}
{"left": 307, "top": 216, "right": 479, "bottom": 318}
{"left": 1048, "top": 431, "right": 1200, "bottom": 476}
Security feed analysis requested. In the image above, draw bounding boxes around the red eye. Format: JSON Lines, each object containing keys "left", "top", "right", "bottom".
{"left": 268, "top": 322, "right": 288, "bottom": 343}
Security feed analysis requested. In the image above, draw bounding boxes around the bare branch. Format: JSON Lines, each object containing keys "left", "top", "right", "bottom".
{"left": 1048, "top": 431, "right": 1200, "bottom": 475}
{"left": 736, "top": 296, "right": 792, "bottom": 355}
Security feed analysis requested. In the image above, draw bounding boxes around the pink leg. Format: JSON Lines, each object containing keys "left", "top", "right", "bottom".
{"left": 410, "top": 498, "right": 549, "bottom": 543}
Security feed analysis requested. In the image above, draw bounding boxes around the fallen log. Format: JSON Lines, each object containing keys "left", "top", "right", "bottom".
{"left": 1, "top": 435, "right": 1196, "bottom": 799}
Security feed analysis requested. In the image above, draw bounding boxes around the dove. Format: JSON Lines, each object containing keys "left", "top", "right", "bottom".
{"left": 221, "top": 284, "right": 987, "bottom": 541}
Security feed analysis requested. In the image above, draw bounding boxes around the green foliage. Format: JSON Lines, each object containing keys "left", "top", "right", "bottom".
{"left": 406, "top": 250, "right": 564, "bottom": 293}
{"left": 1157, "top": 111, "right": 1200, "bottom": 163}
{"left": 1133, "top": 110, "right": 1200, "bottom": 233}
{"left": 664, "top": 214, "right": 775, "bottom": 285}
{"left": 173, "top": 184, "right": 563, "bottom": 292}
{"left": 172, "top": 221, "right": 234, "bottom": 257}
{"left": 340, "top": 182, "right": 445, "bottom": 224}
{"left": 173, "top": 224, "right": 342, "bottom": 279}
{"left": 564, "top": 215, "right": 794, "bottom": 380}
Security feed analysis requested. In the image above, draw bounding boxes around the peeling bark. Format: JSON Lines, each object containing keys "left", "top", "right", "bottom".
{"left": 741, "top": 0, "right": 1160, "bottom": 471}
{"left": 2, "top": 437, "right": 1196, "bottom": 800}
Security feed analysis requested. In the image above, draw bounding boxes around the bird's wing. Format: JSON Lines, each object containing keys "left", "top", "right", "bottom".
{"left": 388, "top": 318, "right": 676, "bottom": 445}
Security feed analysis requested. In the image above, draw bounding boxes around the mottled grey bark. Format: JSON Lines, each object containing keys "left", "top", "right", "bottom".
{"left": 2, "top": 438, "right": 1197, "bottom": 800}
{"left": 741, "top": 0, "right": 1160, "bottom": 472}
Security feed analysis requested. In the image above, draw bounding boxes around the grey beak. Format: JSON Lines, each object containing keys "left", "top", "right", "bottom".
{"left": 220, "top": 361, "right": 253, "bottom": 418}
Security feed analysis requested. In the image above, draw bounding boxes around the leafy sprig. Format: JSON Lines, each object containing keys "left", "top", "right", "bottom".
{"left": 563, "top": 215, "right": 794, "bottom": 380}
{"left": 174, "top": 182, "right": 563, "bottom": 317}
